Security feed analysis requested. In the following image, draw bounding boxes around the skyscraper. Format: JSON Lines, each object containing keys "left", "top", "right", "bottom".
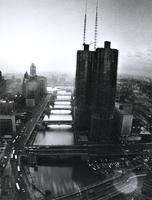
{"left": 30, "top": 63, "right": 36, "bottom": 77}
{"left": 74, "top": 44, "right": 94, "bottom": 132}
{"left": 90, "top": 41, "right": 118, "bottom": 143}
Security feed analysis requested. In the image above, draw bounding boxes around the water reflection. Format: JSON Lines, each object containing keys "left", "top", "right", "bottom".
{"left": 34, "top": 125, "right": 74, "bottom": 145}
{"left": 57, "top": 91, "right": 72, "bottom": 95}
{"left": 57, "top": 96, "right": 71, "bottom": 100}
{"left": 29, "top": 163, "right": 99, "bottom": 198}
{"left": 31, "top": 90, "right": 100, "bottom": 198}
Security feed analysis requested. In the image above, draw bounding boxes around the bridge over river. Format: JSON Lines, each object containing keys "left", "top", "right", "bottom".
{"left": 21, "top": 143, "right": 152, "bottom": 163}
{"left": 19, "top": 88, "right": 151, "bottom": 200}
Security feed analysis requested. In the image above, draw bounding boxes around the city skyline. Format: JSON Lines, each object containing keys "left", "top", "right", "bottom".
{"left": 0, "top": 0, "right": 152, "bottom": 76}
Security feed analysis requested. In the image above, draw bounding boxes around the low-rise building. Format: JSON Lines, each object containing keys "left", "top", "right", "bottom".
{"left": 0, "top": 100, "right": 16, "bottom": 136}
{"left": 114, "top": 103, "right": 133, "bottom": 142}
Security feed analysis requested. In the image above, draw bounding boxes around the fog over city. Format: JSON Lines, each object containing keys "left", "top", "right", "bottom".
{"left": 0, "top": 0, "right": 152, "bottom": 76}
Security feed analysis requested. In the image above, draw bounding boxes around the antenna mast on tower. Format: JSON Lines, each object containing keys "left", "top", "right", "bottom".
{"left": 83, "top": 0, "right": 87, "bottom": 44}
{"left": 94, "top": 0, "right": 98, "bottom": 50}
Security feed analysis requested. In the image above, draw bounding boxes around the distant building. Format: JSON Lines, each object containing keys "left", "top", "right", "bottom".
{"left": 0, "top": 71, "right": 6, "bottom": 97}
{"left": 0, "top": 100, "right": 16, "bottom": 136}
{"left": 114, "top": 103, "right": 133, "bottom": 141}
{"left": 22, "top": 65, "right": 47, "bottom": 107}
{"left": 6, "top": 77, "right": 22, "bottom": 95}
{"left": 37, "top": 76, "right": 47, "bottom": 96}
{"left": 30, "top": 63, "right": 36, "bottom": 77}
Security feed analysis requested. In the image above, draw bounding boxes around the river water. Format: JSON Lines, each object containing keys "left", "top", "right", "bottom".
{"left": 29, "top": 90, "right": 100, "bottom": 198}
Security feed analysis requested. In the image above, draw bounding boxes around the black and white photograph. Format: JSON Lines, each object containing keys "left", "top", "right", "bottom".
{"left": 0, "top": 0, "right": 152, "bottom": 199}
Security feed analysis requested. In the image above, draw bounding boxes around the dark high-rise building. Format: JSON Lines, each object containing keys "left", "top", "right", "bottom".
{"left": 0, "top": 71, "right": 2, "bottom": 80}
{"left": 74, "top": 44, "right": 95, "bottom": 132}
{"left": 90, "top": 41, "right": 118, "bottom": 143}
{"left": 0, "top": 70, "right": 6, "bottom": 97}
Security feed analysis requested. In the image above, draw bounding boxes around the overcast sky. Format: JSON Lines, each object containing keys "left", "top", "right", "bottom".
{"left": 0, "top": 0, "right": 152, "bottom": 76}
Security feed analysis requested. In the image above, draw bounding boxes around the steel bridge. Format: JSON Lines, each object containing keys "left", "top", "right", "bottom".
{"left": 22, "top": 143, "right": 152, "bottom": 158}
{"left": 51, "top": 107, "right": 72, "bottom": 110}
{"left": 43, "top": 120, "right": 73, "bottom": 126}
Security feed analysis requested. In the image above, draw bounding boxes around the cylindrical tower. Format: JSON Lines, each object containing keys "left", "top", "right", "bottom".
{"left": 74, "top": 44, "right": 95, "bottom": 132}
{"left": 90, "top": 41, "right": 118, "bottom": 143}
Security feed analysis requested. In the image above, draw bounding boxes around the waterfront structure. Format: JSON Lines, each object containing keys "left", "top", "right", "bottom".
{"left": 90, "top": 41, "right": 118, "bottom": 143}
{"left": 74, "top": 41, "right": 118, "bottom": 143}
{"left": 0, "top": 100, "right": 16, "bottom": 135}
{"left": 114, "top": 103, "right": 133, "bottom": 141}
{"left": 74, "top": 44, "right": 94, "bottom": 132}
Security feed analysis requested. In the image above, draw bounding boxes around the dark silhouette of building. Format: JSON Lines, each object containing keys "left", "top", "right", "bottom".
{"left": 90, "top": 41, "right": 118, "bottom": 143}
{"left": 74, "top": 41, "right": 119, "bottom": 143}
{"left": 74, "top": 44, "right": 95, "bottom": 132}
{"left": 0, "top": 70, "right": 6, "bottom": 97}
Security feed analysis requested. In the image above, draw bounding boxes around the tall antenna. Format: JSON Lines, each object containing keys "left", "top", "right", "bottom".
{"left": 83, "top": 0, "right": 87, "bottom": 44}
{"left": 94, "top": 0, "right": 98, "bottom": 50}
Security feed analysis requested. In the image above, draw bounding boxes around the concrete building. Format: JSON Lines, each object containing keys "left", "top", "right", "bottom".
{"left": 0, "top": 71, "right": 6, "bottom": 97}
{"left": 0, "top": 100, "right": 16, "bottom": 135}
{"left": 37, "top": 76, "right": 47, "bottom": 96}
{"left": 90, "top": 41, "right": 118, "bottom": 143}
{"left": 114, "top": 103, "right": 133, "bottom": 141}
{"left": 30, "top": 63, "right": 36, "bottom": 77}
{"left": 74, "top": 44, "right": 95, "bottom": 132}
{"left": 22, "top": 65, "right": 47, "bottom": 107}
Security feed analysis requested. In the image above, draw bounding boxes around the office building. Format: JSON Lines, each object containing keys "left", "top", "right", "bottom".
{"left": 30, "top": 63, "right": 37, "bottom": 77}
{"left": 0, "top": 100, "right": 16, "bottom": 135}
{"left": 90, "top": 41, "right": 118, "bottom": 143}
{"left": 22, "top": 65, "right": 47, "bottom": 107}
{"left": 0, "top": 71, "right": 6, "bottom": 97}
{"left": 74, "top": 44, "right": 95, "bottom": 132}
{"left": 114, "top": 103, "right": 133, "bottom": 142}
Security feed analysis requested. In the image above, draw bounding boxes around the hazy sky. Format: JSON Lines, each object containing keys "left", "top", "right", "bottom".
{"left": 0, "top": 0, "right": 152, "bottom": 76}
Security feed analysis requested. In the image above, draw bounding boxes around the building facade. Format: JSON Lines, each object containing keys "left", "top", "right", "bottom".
{"left": 30, "top": 63, "right": 37, "bottom": 77}
{"left": 0, "top": 100, "right": 16, "bottom": 136}
{"left": 74, "top": 44, "right": 94, "bottom": 132}
{"left": 74, "top": 41, "right": 119, "bottom": 143}
{"left": 0, "top": 71, "right": 6, "bottom": 97}
{"left": 22, "top": 65, "right": 47, "bottom": 107}
{"left": 114, "top": 103, "right": 133, "bottom": 141}
{"left": 90, "top": 41, "right": 118, "bottom": 143}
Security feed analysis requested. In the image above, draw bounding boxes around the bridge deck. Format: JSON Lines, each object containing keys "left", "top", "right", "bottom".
{"left": 23, "top": 143, "right": 152, "bottom": 157}
{"left": 51, "top": 107, "right": 72, "bottom": 110}
{"left": 43, "top": 120, "right": 73, "bottom": 125}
